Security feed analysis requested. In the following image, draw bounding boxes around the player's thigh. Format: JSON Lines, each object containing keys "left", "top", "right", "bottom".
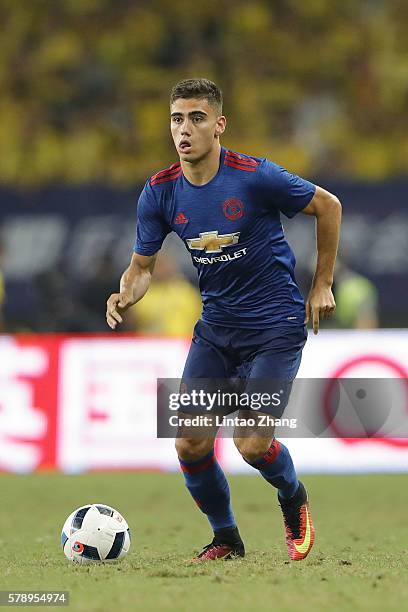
{"left": 182, "top": 336, "right": 229, "bottom": 379}
{"left": 249, "top": 336, "right": 304, "bottom": 380}
{"left": 244, "top": 344, "right": 304, "bottom": 418}
{"left": 181, "top": 331, "right": 232, "bottom": 413}
{"left": 177, "top": 336, "right": 227, "bottom": 457}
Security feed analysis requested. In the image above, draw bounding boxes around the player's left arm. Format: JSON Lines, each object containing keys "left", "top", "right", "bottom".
{"left": 301, "top": 186, "right": 342, "bottom": 334}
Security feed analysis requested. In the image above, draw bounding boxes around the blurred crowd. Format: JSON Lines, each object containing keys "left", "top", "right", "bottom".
{"left": 1, "top": 0, "right": 403, "bottom": 334}
{"left": 0, "top": 0, "right": 407, "bottom": 186}
{"left": 33, "top": 251, "right": 202, "bottom": 336}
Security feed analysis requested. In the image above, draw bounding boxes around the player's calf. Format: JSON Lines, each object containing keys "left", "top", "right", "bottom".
{"left": 236, "top": 436, "right": 315, "bottom": 560}
{"left": 177, "top": 445, "right": 241, "bottom": 560}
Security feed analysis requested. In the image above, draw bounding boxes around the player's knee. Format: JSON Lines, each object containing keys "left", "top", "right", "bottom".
{"left": 234, "top": 436, "right": 271, "bottom": 463}
{"left": 175, "top": 437, "right": 214, "bottom": 462}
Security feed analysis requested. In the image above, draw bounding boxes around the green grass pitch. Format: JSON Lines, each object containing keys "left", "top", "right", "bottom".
{"left": 0, "top": 472, "right": 407, "bottom": 611}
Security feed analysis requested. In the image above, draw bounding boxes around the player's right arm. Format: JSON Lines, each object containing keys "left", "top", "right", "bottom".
{"left": 106, "top": 252, "right": 158, "bottom": 329}
{"left": 106, "top": 178, "right": 171, "bottom": 330}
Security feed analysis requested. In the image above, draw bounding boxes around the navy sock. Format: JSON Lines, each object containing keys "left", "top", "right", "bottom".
{"left": 179, "top": 449, "right": 236, "bottom": 531}
{"left": 245, "top": 439, "right": 299, "bottom": 500}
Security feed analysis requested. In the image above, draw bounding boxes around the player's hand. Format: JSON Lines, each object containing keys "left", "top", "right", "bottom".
{"left": 305, "top": 284, "right": 336, "bottom": 335}
{"left": 106, "top": 292, "right": 134, "bottom": 330}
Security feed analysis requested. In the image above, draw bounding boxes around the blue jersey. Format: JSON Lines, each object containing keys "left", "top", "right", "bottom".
{"left": 134, "top": 147, "right": 316, "bottom": 329}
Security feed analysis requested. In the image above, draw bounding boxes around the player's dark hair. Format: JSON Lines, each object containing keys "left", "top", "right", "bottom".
{"left": 170, "top": 78, "right": 223, "bottom": 114}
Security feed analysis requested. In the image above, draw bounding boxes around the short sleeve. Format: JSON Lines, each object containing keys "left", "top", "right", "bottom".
{"left": 134, "top": 182, "right": 171, "bottom": 255}
{"left": 258, "top": 159, "right": 316, "bottom": 218}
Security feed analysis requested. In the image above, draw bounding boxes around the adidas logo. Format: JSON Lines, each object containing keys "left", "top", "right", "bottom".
{"left": 175, "top": 212, "right": 188, "bottom": 224}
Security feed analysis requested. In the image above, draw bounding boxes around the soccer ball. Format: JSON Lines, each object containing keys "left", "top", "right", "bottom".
{"left": 61, "top": 504, "right": 131, "bottom": 564}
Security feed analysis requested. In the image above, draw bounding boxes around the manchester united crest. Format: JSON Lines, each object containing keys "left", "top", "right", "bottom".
{"left": 222, "top": 198, "right": 245, "bottom": 220}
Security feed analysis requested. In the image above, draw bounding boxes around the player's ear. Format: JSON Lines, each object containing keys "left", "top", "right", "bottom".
{"left": 215, "top": 115, "right": 227, "bottom": 138}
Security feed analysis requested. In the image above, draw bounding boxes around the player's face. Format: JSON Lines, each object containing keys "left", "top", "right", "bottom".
{"left": 170, "top": 98, "right": 226, "bottom": 163}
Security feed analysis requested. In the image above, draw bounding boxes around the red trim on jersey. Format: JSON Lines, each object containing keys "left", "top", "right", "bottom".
{"left": 224, "top": 160, "right": 257, "bottom": 172}
{"left": 152, "top": 162, "right": 180, "bottom": 179}
{"left": 225, "top": 152, "right": 258, "bottom": 167}
{"left": 151, "top": 162, "right": 181, "bottom": 180}
{"left": 151, "top": 169, "right": 182, "bottom": 185}
{"left": 150, "top": 166, "right": 180, "bottom": 181}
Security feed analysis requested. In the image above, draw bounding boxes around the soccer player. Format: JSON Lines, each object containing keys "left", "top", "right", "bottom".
{"left": 106, "top": 79, "right": 341, "bottom": 562}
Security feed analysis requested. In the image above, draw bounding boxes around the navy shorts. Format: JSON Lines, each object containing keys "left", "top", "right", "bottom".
{"left": 181, "top": 320, "right": 307, "bottom": 417}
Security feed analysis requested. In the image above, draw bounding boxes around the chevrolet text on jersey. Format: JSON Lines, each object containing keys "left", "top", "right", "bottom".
{"left": 193, "top": 248, "right": 248, "bottom": 265}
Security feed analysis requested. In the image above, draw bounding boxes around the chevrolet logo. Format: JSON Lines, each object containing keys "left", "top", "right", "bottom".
{"left": 186, "top": 231, "right": 240, "bottom": 254}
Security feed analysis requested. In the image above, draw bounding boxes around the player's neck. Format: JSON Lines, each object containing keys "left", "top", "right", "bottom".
{"left": 180, "top": 144, "right": 221, "bottom": 186}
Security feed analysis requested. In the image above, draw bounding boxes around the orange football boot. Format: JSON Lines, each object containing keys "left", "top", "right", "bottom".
{"left": 278, "top": 481, "right": 315, "bottom": 561}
